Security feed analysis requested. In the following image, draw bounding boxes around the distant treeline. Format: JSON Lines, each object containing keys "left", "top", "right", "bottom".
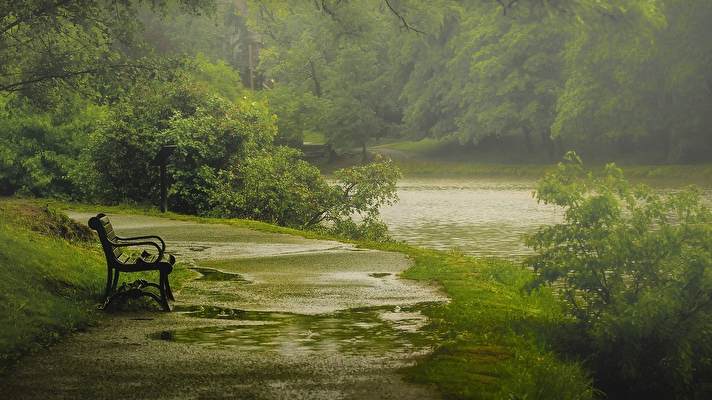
{"left": 250, "top": 0, "right": 712, "bottom": 163}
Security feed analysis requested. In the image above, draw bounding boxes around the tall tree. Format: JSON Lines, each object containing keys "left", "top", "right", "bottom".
{"left": 0, "top": 1, "right": 214, "bottom": 98}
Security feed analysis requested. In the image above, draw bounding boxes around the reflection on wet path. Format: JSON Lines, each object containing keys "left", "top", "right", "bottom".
{"left": 154, "top": 303, "right": 438, "bottom": 357}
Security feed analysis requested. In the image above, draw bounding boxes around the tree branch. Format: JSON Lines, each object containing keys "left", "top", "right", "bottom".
{"left": 0, "top": 63, "right": 158, "bottom": 92}
{"left": 383, "top": 0, "right": 424, "bottom": 34}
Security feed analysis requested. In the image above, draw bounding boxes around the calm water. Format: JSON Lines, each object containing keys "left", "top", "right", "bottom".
{"left": 380, "top": 178, "right": 712, "bottom": 258}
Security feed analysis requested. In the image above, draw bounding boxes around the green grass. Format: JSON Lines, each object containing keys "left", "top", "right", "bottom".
{"left": 393, "top": 159, "right": 554, "bottom": 179}
{"left": 372, "top": 139, "right": 712, "bottom": 186}
{"left": 372, "top": 137, "right": 446, "bottom": 154}
{"left": 370, "top": 243, "right": 595, "bottom": 400}
{"left": 0, "top": 205, "right": 105, "bottom": 371}
{"left": 303, "top": 131, "right": 326, "bottom": 144}
{"left": 0, "top": 200, "right": 195, "bottom": 372}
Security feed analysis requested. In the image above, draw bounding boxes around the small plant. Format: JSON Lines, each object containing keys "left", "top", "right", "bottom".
{"left": 526, "top": 152, "right": 712, "bottom": 398}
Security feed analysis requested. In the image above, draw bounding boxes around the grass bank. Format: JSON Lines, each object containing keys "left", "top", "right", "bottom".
{"left": 0, "top": 201, "right": 105, "bottom": 372}
{"left": 0, "top": 200, "right": 194, "bottom": 372}
{"left": 370, "top": 243, "right": 594, "bottom": 399}
{"left": 370, "top": 139, "right": 712, "bottom": 186}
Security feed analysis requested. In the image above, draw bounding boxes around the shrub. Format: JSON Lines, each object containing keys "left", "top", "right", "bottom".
{"left": 213, "top": 149, "right": 400, "bottom": 241}
{"left": 91, "top": 75, "right": 400, "bottom": 240}
{"left": 0, "top": 94, "right": 107, "bottom": 197}
{"left": 526, "top": 152, "right": 712, "bottom": 398}
{"left": 89, "top": 77, "right": 276, "bottom": 210}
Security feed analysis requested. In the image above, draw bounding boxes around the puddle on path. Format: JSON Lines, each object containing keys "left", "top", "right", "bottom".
{"left": 191, "top": 267, "right": 251, "bottom": 283}
{"left": 152, "top": 303, "right": 440, "bottom": 357}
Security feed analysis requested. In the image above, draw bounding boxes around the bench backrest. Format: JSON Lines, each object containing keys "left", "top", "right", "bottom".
{"left": 88, "top": 213, "right": 124, "bottom": 263}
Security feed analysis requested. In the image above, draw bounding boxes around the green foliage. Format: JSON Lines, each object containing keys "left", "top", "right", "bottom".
{"left": 527, "top": 152, "right": 712, "bottom": 398}
{"left": 217, "top": 150, "right": 400, "bottom": 240}
{"left": 217, "top": 146, "right": 331, "bottom": 225}
{"left": 250, "top": 1, "right": 406, "bottom": 149}
{"left": 391, "top": 244, "right": 594, "bottom": 400}
{"left": 0, "top": 0, "right": 215, "bottom": 97}
{"left": 251, "top": 1, "right": 712, "bottom": 162}
{"left": 89, "top": 75, "right": 276, "bottom": 211}
{"left": 189, "top": 54, "right": 245, "bottom": 102}
{"left": 400, "top": 3, "right": 564, "bottom": 158}
{"left": 0, "top": 93, "right": 107, "bottom": 197}
{"left": 553, "top": 0, "right": 712, "bottom": 161}
{"left": 89, "top": 69, "right": 399, "bottom": 239}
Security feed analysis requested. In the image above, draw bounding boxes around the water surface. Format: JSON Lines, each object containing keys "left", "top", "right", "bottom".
{"left": 381, "top": 178, "right": 712, "bottom": 258}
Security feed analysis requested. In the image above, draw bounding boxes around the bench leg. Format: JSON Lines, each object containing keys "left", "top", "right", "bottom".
{"left": 158, "top": 272, "right": 172, "bottom": 311}
{"left": 111, "top": 270, "right": 120, "bottom": 292}
{"left": 164, "top": 276, "right": 175, "bottom": 301}
{"left": 104, "top": 268, "right": 114, "bottom": 299}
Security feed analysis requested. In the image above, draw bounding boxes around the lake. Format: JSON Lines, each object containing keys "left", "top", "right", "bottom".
{"left": 380, "top": 178, "right": 712, "bottom": 258}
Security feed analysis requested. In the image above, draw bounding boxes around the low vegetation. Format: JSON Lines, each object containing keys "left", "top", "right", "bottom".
{"left": 0, "top": 202, "right": 105, "bottom": 372}
{"left": 527, "top": 153, "right": 712, "bottom": 398}
{"left": 387, "top": 244, "right": 595, "bottom": 400}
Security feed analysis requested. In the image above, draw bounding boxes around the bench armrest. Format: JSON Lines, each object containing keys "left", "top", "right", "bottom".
{"left": 112, "top": 241, "right": 165, "bottom": 261}
{"left": 115, "top": 235, "right": 166, "bottom": 252}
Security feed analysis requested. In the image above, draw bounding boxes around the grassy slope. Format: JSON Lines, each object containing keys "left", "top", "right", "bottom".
{"left": 372, "top": 139, "right": 712, "bottom": 186}
{"left": 0, "top": 200, "right": 194, "bottom": 372}
{"left": 373, "top": 243, "right": 594, "bottom": 400}
{"left": 0, "top": 203, "right": 105, "bottom": 371}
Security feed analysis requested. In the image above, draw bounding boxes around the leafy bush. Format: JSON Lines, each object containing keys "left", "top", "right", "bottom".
{"left": 213, "top": 149, "right": 400, "bottom": 240}
{"left": 526, "top": 152, "right": 712, "bottom": 398}
{"left": 90, "top": 74, "right": 399, "bottom": 240}
{"left": 0, "top": 94, "right": 107, "bottom": 197}
{"left": 211, "top": 146, "right": 332, "bottom": 224}
{"left": 89, "top": 77, "right": 276, "bottom": 210}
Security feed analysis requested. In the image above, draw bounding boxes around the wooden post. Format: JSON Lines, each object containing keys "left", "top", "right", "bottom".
{"left": 151, "top": 145, "right": 176, "bottom": 213}
{"left": 248, "top": 43, "right": 255, "bottom": 90}
{"left": 160, "top": 163, "right": 167, "bottom": 213}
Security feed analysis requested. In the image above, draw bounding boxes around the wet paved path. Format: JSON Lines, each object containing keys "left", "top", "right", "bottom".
{"left": 2, "top": 213, "right": 446, "bottom": 399}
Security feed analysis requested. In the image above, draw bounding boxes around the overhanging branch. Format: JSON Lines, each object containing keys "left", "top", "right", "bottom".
{"left": 383, "top": 0, "right": 424, "bottom": 34}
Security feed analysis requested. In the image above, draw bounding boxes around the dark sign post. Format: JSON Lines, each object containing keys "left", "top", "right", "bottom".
{"left": 150, "top": 145, "right": 177, "bottom": 213}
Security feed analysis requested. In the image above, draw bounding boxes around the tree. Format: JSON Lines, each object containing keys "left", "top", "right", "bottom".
{"left": 527, "top": 152, "right": 712, "bottom": 397}
{"left": 0, "top": 1, "right": 214, "bottom": 97}
{"left": 553, "top": 0, "right": 712, "bottom": 162}
{"left": 248, "top": 1, "right": 409, "bottom": 154}
{"left": 400, "top": 3, "right": 565, "bottom": 158}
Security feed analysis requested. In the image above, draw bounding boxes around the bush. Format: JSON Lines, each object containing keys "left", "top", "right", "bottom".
{"left": 90, "top": 75, "right": 400, "bottom": 240}
{"left": 526, "top": 152, "right": 712, "bottom": 398}
{"left": 89, "top": 77, "right": 276, "bottom": 211}
{"left": 212, "top": 149, "right": 400, "bottom": 241}
{"left": 0, "top": 94, "right": 107, "bottom": 197}
{"left": 212, "top": 146, "right": 332, "bottom": 224}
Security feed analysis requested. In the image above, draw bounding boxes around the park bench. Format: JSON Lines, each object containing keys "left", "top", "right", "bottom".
{"left": 89, "top": 213, "right": 175, "bottom": 311}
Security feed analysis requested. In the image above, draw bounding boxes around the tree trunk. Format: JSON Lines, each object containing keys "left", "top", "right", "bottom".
{"left": 523, "top": 128, "right": 533, "bottom": 153}
{"left": 540, "top": 131, "right": 555, "bottom": 161}
{"left": 361, "top": 141, "right": 368, "bottom": 164}
{"left": 308, "top": 59, "right": 322, "bottom": 97}
{"left": 555, "top": 137, "right": 564, "bottom": 159}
